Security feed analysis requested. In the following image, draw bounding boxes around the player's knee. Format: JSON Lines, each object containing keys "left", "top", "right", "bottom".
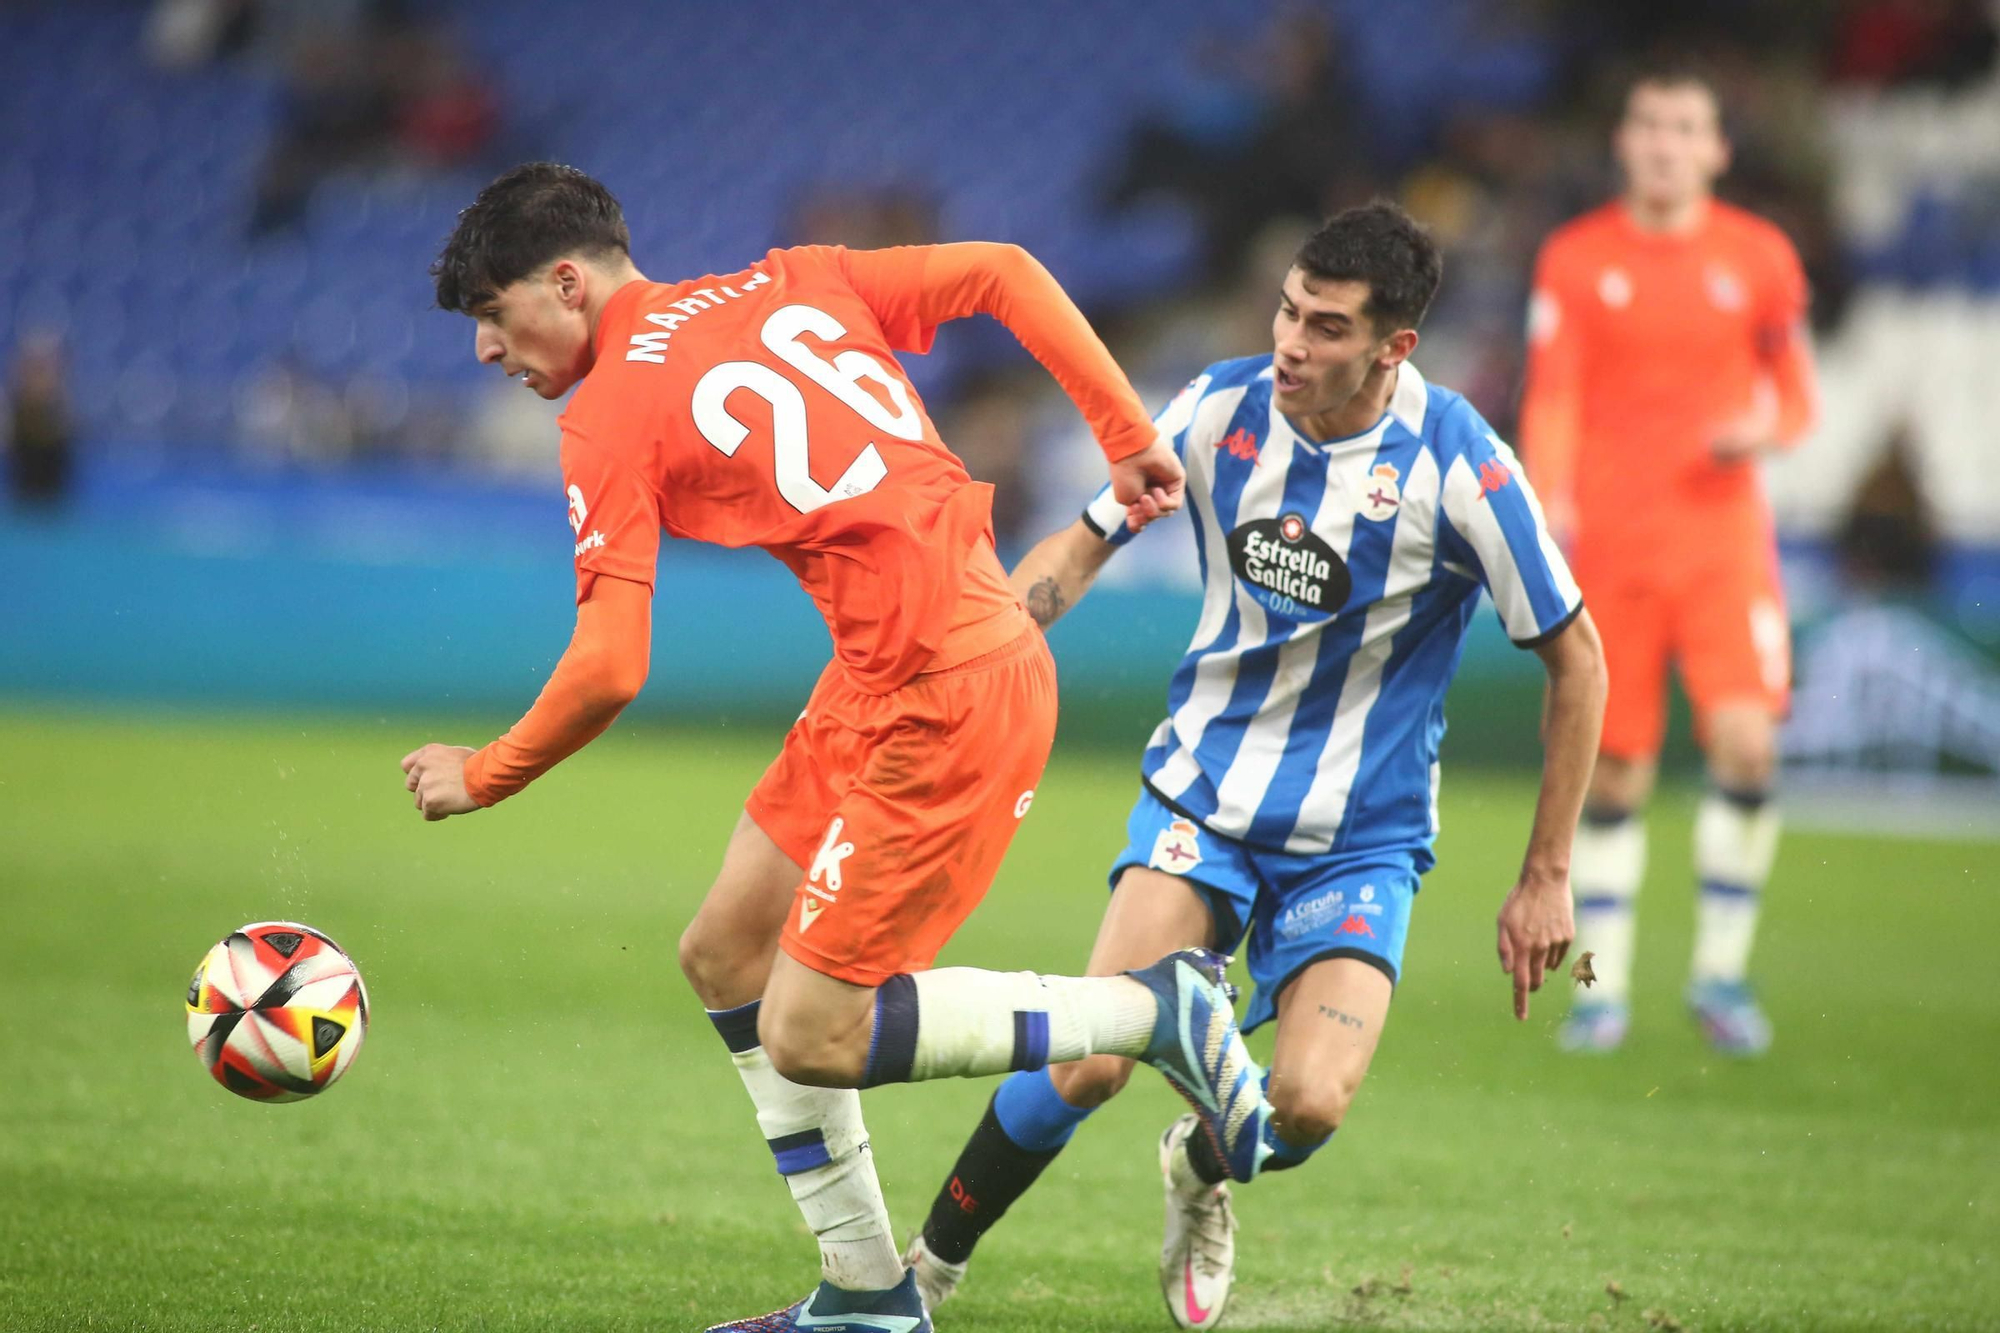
{"left": 1711, "top": 738, "right": 1776, "bottom": 791}
{"left": 1049, "top": 1053, "right": 1134, "bottom": 1109}
{"left": 1589, "top": 758, "right": 1652, "bottom": 814}
{"left": 757, "top": 999, "right": 865, "bottom": 1088}
{"left": 677, "top": 916, "right": 756, "bottom": 1008}
{"left": 1268, "top": 1073, "right": 1357, "bottom": 1145}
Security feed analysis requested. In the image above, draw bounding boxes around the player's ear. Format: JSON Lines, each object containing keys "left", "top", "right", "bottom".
{"left": 1379, "top": 328, "right": 1418, "bottom": 369}
{"left": 552, "top": 259, "right": 586, "bottom": 310}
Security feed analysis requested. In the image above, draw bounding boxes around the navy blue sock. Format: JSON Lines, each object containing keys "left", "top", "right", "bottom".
{"left": 860, "top": 974, "right": 919, "bottom": 1088}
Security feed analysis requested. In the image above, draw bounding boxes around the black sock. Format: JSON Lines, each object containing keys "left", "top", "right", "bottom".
{"left": 1184, "top": 1125, "right": 1230, "bottom": 1186}
{"left": 920, "top": 1094, "right": 1065, "bottom": 1265}
{"left": 1184, "top": 1123, "right": 1326, "bottom": 1183}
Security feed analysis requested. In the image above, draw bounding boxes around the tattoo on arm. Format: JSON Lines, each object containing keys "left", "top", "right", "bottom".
{"left": 1025, "top": 576, "right": 1068, "bottom": 629}
{"left": 1317, "top": 1005, "right": 1365, "bottom": 1030}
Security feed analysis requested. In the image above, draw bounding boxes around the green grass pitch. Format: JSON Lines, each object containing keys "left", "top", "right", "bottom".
{"left": 1, "top": 708, "right": 1994, "bottom": 1332}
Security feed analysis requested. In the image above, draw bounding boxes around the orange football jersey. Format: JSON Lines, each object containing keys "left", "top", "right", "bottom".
{"left": 558, "top": 243, "right": 1154, "bottom": 693}
{"left": 1519, "top": 200, "right": 1816, "bottom": 570}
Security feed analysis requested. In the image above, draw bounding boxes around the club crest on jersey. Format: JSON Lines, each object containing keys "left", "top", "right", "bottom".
{"left": 1705, "top": 263, "right": 1746, "bottom": 312}
{"left": 1360, "top": 463, "right": 1401, "bottom": 521}
{"left": 1149, "top": 818, "right": 1203, "bottom": 875}
{"left": 1227, "top": 512, "right": 1350, "bottom": 620}
{"left": 1597, "top": 267, "right": 1633, "bottom": 309}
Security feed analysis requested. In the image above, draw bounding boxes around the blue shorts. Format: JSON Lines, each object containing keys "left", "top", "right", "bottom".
{"left": 1109, "top": 789, "right": 1420, "bottom": 1034}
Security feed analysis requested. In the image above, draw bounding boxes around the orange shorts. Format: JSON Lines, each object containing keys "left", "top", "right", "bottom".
{"left": 745, "top": 627, "right": 1059, "bottom": 987}
{"left": 1582, "top": 547, "right": 1791, "bottom": 761}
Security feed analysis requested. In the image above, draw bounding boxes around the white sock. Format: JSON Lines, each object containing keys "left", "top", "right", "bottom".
{"left": 714, "top": 1011, "right": 903, "bottom": 1291}
{"left": 1571, "top": 811, "right": 1647, "bottom": 1004}
{"left": 1692, "top": 791, "right": 1781, "bottom": 984}
{"left": 869, "top": 969, "right": 1159, "bottom": 1084}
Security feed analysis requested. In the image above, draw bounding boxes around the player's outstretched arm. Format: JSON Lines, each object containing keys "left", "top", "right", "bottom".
{"left": 400, "top": 574, "right": 651, "bottom": 820}
{"left": 1495, "top": 609, "right": 1607, "bottom": 1019}
{"left": 837, "top": 242, "right": 1183, "bottom": 524}
{"left": 1010, "top": 519, "right": 1120, "bottom": 631}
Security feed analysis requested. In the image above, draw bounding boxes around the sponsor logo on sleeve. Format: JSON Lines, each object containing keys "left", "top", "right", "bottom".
{"left": 568, "top": 483, "right": 607, "bottom": 557}
{"left": 1527, "top": 289, "right": 1560, "bottom": 344}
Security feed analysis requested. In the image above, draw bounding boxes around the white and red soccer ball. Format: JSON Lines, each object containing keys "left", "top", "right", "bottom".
{"left": 185, "top": 921, "right": 369, "bottom": 1102}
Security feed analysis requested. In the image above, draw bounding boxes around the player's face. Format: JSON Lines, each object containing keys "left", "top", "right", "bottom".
{"left": 1616, "top": 83, "right": 1728, "bottom": 210}
{"left": 1271, "top": 270, "right": 1394, "bottom": 419}
{"left": 470, "top": 262, "right": 594, "bottom": 399}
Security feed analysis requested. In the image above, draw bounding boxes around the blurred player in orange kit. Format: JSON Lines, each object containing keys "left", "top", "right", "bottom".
{"left": 1520, "top": 66, "right": 1818, "bottom": 1056}
{"left": 396, "top": 163, "right": 1280, "bottom": 1331}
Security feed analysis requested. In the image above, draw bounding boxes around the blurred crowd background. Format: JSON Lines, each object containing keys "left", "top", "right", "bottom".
{"left": 4, "top": 0, "right": 1998, "bottom": 808}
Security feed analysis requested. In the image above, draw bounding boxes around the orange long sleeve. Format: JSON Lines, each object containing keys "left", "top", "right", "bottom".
{"left": 1519, "top": 247, "right": 1586, "bottom": 521}
{"left": 836, "top": 242, "right": 1158, "bottom": 462}
{"left": 1763, "top": 319, "right": 1819, "bottom": 450}
{"left": 461, "top": 573, "right": 652, "bottom": 807}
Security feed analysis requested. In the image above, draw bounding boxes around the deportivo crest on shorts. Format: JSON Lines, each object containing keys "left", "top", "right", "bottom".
{"left": 1150, "top": 818, "right": 1203, "bottom": 875}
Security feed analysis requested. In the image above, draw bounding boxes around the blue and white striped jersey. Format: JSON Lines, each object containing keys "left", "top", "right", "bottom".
{"left": 1083, "top": 356, "right": 1582, "bottom": 859}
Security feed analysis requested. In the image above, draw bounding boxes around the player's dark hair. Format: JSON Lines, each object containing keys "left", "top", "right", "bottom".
{"left": 431, "top": 163, "right": 632, "bottom": 313}
{"left": 1625, "top": 56, "right": 1726, "bottom": 129}
{"left": 1293, "top": 201, "right": 1443, "bottom": 335}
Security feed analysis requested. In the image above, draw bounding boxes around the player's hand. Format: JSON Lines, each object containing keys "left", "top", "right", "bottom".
{"left": 400, "top": 743, "right": 480, "bottom": 822}
{"left": 1496, "top": 867, "right": 1573, "bottom": 1021}
{"left": 1110, "top": 436, "right": 1185, "bottom": 532}
{"left": 1710, "top": 396, "right": 1779, "bottom": 464}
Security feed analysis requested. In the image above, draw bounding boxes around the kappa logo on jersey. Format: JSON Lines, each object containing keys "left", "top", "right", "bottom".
{"left": 1218, "top": 427, "right": 1259, "bottom": 461}
{"left": 1149, "top": 818, "right": 1203, "bottom": 874}
{"left": 1475, "top": 458, "right": 1513, "bottom": 500}
{"left": 799, "top": 816, "right": 855, "bottom": 933}
{"left": 1361, "top": 462, "right": 1401, "bottom": 521}
{"left": 1227, "top": 512, "right": 1351, "bottom": 618}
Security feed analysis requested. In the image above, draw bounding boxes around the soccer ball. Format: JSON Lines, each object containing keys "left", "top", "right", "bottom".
{"left": 185, "top": 921, "right": 369, "bottom": 1103}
